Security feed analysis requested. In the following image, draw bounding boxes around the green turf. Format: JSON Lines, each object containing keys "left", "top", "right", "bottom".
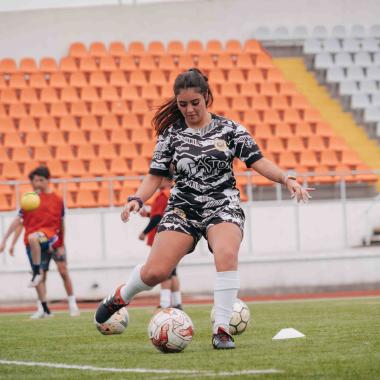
{"left": 0, "top": 298, "right": 379, "bottom": 379}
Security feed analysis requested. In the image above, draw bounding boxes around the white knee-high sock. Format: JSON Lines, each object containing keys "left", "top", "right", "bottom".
{"left": 171, "top": 291, "right": 182, "bottom": 306}
{"left": 120, "top": 264, "right": 153, "bottom": 303}
{"left": 160, "top": 289, "right": 171, "bottom": 308}
{"left": 213, "top": 271, "right": 239, "bottom": 334}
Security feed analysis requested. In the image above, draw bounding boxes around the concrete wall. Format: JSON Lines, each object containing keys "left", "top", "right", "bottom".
{"left": 1, "top": 198, "right": 379, "bottom": 301}
{"left": 0, "top": 0, "right": 379, "bottom": 60}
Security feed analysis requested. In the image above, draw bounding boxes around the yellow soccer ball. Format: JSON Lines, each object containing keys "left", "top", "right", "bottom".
{"left": 20, "top": 192, "right": 40, "bottom": 211}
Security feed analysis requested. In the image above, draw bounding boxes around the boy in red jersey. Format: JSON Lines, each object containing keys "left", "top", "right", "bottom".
{"left": 139, "top": 177, "right": 183, "bottom": 309}
{"left": 0, "top": 166, "right": 65, "bottom": 317}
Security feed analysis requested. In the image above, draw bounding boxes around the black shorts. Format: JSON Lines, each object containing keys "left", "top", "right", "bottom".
{"left": 51, "top": 246, "right": 67, "bottom": 263}
{"left": 26, "top": 245, "right": 51, "bottom": 272}
{"left": 157, "top": 203, "right": 245, "bottom": 254}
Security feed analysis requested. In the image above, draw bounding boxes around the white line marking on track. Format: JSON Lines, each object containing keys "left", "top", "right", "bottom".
{"left": 0, "top": 359, "right": 282, "bottom": 376}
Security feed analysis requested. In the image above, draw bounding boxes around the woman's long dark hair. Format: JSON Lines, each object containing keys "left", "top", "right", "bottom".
{"left": 152, "top": 68, "right": 213, "bottom": 135}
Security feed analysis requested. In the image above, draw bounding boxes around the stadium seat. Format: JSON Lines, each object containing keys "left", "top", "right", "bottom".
{"left": 187, "top": 40, "right": 205, "bottom": 57}
{"left": 109, "top": 41, "right": 127, "bottom": 58}
{"left": 10, "top": 146, "right": 31, "bottom": 163}
{"left": 197, "top": 55, "right": 216, "bottom": 71}
{"left": 167, "top": 41, "right": 186, "bottom": 57}
{"left": 0, "top": 58, "right": 17, "bottom": 74}
{"left": 228, "top": 69, "right": 246, "bottom": 84}
{"left": 33, "top": 146, "right": 53, "bottom": 161}
{"left": 226, "top": 40, "right": 242, "bottom": 55}
{"left": 0, "top": 89, "right": 18, "bottom": 105}
{"left": 19, "top": 57, "right": 38, "bottom": 74}
{"left": 89, "top": 158, "right": 109, "bottom": 176}
{"left": 98, "top": 143, "right": 118, "bottom": 159}
{"left": 67, "top": 159, "right": 87, "bottom": 177}
{"left": 110, "top": 157, "right": 128, "bottom": 175}
{"left": 18, "top": 116, "right": 38, "bottom": 132}
{"left": 39, "top": 57, "right": 58, "bottom": 73}
{"left": 206, "top": 40, "right": 223, "bottom": 56}
{"left": 120, "top": 142, "right": 139, "bottom": 159}
{"left": 69, "top": 42, "right": 88, "bottom": 58}
{"left": 77, "top": 145, "right": 97, "bottom": 160}
{"left": 59, "top": 57, "right": 78, "bottom": 73}
{"left": 320, "top": 151, "right": 340, "bottom": 167}
{"left": 24, "top": 131, "right": 45, "bottom": 147}
{"left": 148, "top": 41, "right": 165, "bottom": 57}
{"left": 75, "top": 189, "right": 98, "bottom": 208}
{"left": 9, "top": 74, "right": 28, "bottom": 89}
{"left": 131, "top": 156, "right": 149, "bottom": 173}
{"left": 3, "top": 132, "right": 23, "bottom": 148}
{"left": 69, "top": 72, "right": 88, "bottom": 88}
{"left": 89, "top": 42, "right": 107, "bottom": 58}
{"left": 29, "top": 73, "right": 48, "bottom": 89}
{"left": 1, "top": 161, "right": 22, "bottom": 179}
{"left": 46, "top": 131, "right": 66, "bottom": 147}
{"left": 20, "top": 88, "right": 39, "bottom": 104}
{"left": 100, "top": 114, "right": 120, "bottom": 131}
{"left": 149, "top": 70, "right": 168, "bottom": 85}
{"left": 278, "top": 151, "right": 298, "bottom": 169}
{"left": 55, "top": 145, "right": 75, "bottom": 161}
{"left": 30, "top": 103, "right": 48, "bottom": 118}
{"left": 89, "top": 130, "right": 108, "bottom": 145}
{"left": 216, "top": 53, "right": 234, "bottom": 70}
{"left": 39, "top": 116, "right": 58, "bottom": 131}
{"left": 90, "top": 101, "right": 109, "bottom": 117}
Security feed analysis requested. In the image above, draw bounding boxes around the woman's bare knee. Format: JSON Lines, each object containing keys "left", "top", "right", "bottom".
{"left": 141, "top": 266, "right": 170, "bottom": 286}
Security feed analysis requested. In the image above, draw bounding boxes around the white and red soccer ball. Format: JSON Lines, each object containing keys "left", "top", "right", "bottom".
{"left": 148, "top": 308, "right": 194, "bottom": 353}
{"left": 94, "top": 307, "right": 129, "bottom": 335}
{"left": 211, "top": 298, "right": 251, "bottom": 335}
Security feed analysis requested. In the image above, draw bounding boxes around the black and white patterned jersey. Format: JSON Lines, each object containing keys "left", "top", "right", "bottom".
{"left": 149, "top": 114, "right": 263, "bottom": 216}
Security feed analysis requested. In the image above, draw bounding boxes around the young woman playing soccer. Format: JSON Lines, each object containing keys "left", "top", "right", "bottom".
{"left": 95, "top": 68, "right": 314, "bottom": 349}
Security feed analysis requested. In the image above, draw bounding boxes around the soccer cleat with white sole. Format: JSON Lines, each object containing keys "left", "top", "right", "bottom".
{"left": 30, "top": 310, "right": 54, "bottom": 319}
{"left": 212, "top": 327, "right": 235, "bottom": 349}
{"left": 95, "top": 285, "right": 128, "bottom": 324}
{"left": 69, "top": 305, "right": 80, "bottom": 317}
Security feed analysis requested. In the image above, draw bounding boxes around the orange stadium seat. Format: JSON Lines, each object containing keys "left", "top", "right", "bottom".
{"left": 68, "top": 130, "right": 87, "bottom": 146}
{"left": 241, "top": 83, "right": 259, "bottom": 97}
{"left": 89, "top": 71, "right": 108, "bottom": 87}
{"left": 131, "top": 99, "right": 150, "bottom": 114}
{"left": 262, "top": 109, "right": 281, "bottom": 124}
{"left": 69, "top": 72, "right": 88, "bottom": 88}
{"left": 122, "top": 114, "right": 140, "bottom": 130}
{"left": 10, "top": 146, "right": 31, "bottom": 163}
{"left": 18, "top": 116, "right": 37, "bottom": 132}
{"left": 243, "top": 40, "right": 262, "bottom": 55}
{"left": 90, "top": 101, "right": 109, "bottom": 117}
{"left": 139, "top": 55, "right": 156, "bottom": 71}
{"left": 46, "top": 131, "right": 67, "bottom": 147}
{"left": 266, "top": 137, "right": 285, "bottom": 153}
{"left": 314, "top": 122, "right": 335, "bottom": 138}
{"left": 99, "top": 56, "right": 117, "bottom": 72}
{"left": 1, "top": 89, "right": 18, "bottom": 105}
{"left": 127, "top": 41, "right": 145, "bottom": 57}
{"left": 39, "top": 116, "right": 58, "bottom": 131}
{"left": 50, "top": 102, "right": 69, "bottom": 117}
{"left": 40, "top": 88, "right": 59, "bottom": 104}
{"left": 109, "top": 70, "right": 127, "bottom": 87}
{"left": 89, "top": 158, "right": 109, "bottom": 176}
{"left": 158, "top": 56, "right": 176, "bottom": 71}
{"left": 206, "top": 40, "right": 223, "bottom": 56}
{"left": 327, "top": 136, "right": 348, "bottom": 152}
{"left": 216, "top": 53, "right": 234, "bottom": 70}
{"left": 247, "top": 68, "right": 265, "bottom": 84}
{"left": 98, "top": 143, "right": 118, "bottom": 159}
{"left": 75, "top": 189, "right": 98, "bottom": 208}
{"left": 254, "top": 124, "right": 273, "bottom": 140}
{"left": 79, "top": 57, "right": 98, "bottom": 73}
{"left": 287, "top": 136, "right": 306, "bottom": 153}
{"left": 129, "top": 70, "right": 148, "bottom": 86}
{"left": 228, "top": 69, "right": 246, "bottom": 84}
{"left": 110, "top": 129, "right": 128, "bottom": 144}
{"left": 121, "top": 84, "right": 140, "bottom": 101}
{"left": 197, "top": 55, "right": 216, "bottom": 71}
{"left": 278, "top": 151, "right": 298, "bottom": 169}
{"left": 307, "top": 135, "right": 326, "bottom": 152}
{"left": 39, "top": 57, "right": 58, "bottom": 73}
{"left": 88, "top": 130, "right": 108, "bottom": 145}
{"left": 55, "top": 145, "right": 75, "bottom": 161}
{"left": 20, "top": 88, "right": 39, "bottom": 104}
{"left": 80, "top": 115, "right": 100, "bottom": 131}
{"left": 259, "top": 83, "right": 278, "bottom": 96}
{"left": 89, "top": 42, "right": 107, "bottom": 58}
{"left": 24, "top": 131, "right": 45, "bottom": 147}
{"left": 299, "top": 151, "right": 319, "bottom": 168}
{"left": 120, "top": 142, "right": 139, "bottom": 159}
{"left": 100, "top": 85, "right": 119, "bottom": 102}
{"left": 130, "top": 129, "right": 151, "bottom": 143}
{"left": 30, "top": 73, "right": 47, "bottom": 89}
{"left": 220, "top": 83, "right": 239, "bottom": 97}
{"left": 252, "top": 95, "right": 270, "bottom": 111}
{"left": 111, "top": 100, "right": 129, "bottom": 115}
{"left": 279, "top": 82, "right": 298, "bottom": 95}
{"left": 150, "top": 69, "right": 168, "bottom": 86}
{"left": 60, "top": 118, "right": 79, "bottom": 135}
{"left": 131, "top": 156, "right": 149, "bottom": 173}
{"left": 147, "top": 41, "right": 165, "bottom": 57}
{"left": 226, "top": 40, "right": 242, "bottom": 55}
{"left": 275, "top": 123, "right": 293, "bottom": 138}
{"left": 294, "top": 122, "right": 314, "bottom": 138}
{"left": 33, "top": 146, "right": 53, "bottom": 161}
{"left": 109, "top": 41, "right": 127, "bottom": 58}
{"left": 141, "top": 84, "right": 160, "bottom": 100}
{"left": 30, "top": 103, "right": 48, "bottom": 118}
{"left": 320, "top": 151, "right": 340, "bottom": 167}
{"left": 255, "top": 54, "right": 274, "bottom": 69}
{"left": 9, "top": 104, "right": 28, "bottom": 119}
{"left": 283, "top": 109, "right": 302, "bottom": 124}
{"left": 0, "top": 58, "right": 17, "bottom": 74}
{"left": 341, "top": 151, "right": 362, "bottom": 167}
{"left": 266, "top": 68, "right": 285, "bottom": 84}
{"left": 313, "top": 165, "right": 335, "bottom": 184}
{"left": 69, "top": 42, "right": 88, "bottom": 58}
{"left": 167, "top": 41, "right": 186, "bottom": 57}
{"left": 236, "top": 53, "right": 253, "bottom": 70}
{"left": 67, "top": 159, "right": 87, "bottom": 177}
{"left": 59, "top": 57, "right": 78, "bottom": 73}
{"left": 9, "top": 74, "right": 28, "bottom": 89}
{"left": 119, "top": 56, "right": 137, "bottom": 72}
{"left": 1, "top": 161, "right": 22, "bottom": 179}
{"left": 19, "top": 58, "right": 38, "bottom": 74}
{"left": 100, "top": 114, "right": 119, "bottom": 131}
{"left": 77, "top": 145, "right": 96, "bottom": 160}
{"left": 50, "top": 73, "right": 68, "bottom": 89}
{"left": 110, "top": 157, "right": 128, "bottom": 175}
{"left": 187, "top": 40, "right": 205, "bottom": 57}
{"left": 81, "top": 86, "right": 99, "bottom": 102}
{"left": 231, "top": 96, "right": 250, "bottom": 112}
{"left": 61, "top": 87, "right": 80, "bottom": 102}
{"left": 70, "top": 101, "right": 89, "bottom": 117}
{"left": 271, "top": 95, "right": 289, "bottom": 110}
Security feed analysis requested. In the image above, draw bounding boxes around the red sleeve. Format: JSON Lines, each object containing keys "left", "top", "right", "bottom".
{"left": 153, "top": 194, "right": 168, "bottom": 216}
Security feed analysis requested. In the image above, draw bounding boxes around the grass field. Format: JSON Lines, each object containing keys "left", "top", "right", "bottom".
{"left": 0, "top": 297, "right": 379, "bottom": 379}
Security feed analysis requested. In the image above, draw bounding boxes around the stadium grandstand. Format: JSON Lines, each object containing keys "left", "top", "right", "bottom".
{"left": 0, "top": 0, "right": 379, "bottom": 317}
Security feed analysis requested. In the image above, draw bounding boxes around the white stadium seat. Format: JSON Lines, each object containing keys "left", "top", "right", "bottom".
{"left": 331, "top": 25, "right": 347, "bottom": 39}
{"left": 369, "top": 24, "right": 380, "bottom": 38}
{"left": 371, "top": 94, "right": 380, "bottom": 107}
{"left": 335, "top": 52, "right": 353, "bottom": 67}
{"left": 339, "top": 81, "right": 359, "bottom": 95}
{"left": 350, "top": 24, "right": 366, "bottom": 38}
{"left": 353, "top": 52, "right": 373, "bottom": 67}
{"left": 364, "top": 107, "right": 380, "bottom": 122}
{"left": 351, "top": 94, "right": 371, "bottom": 109}
{"left": 273, "top": 26, "right": 290, "bottom": 40}
{"left": 346, "top": 67, "right": 365, "bottom": 81}
{"left": 342, "top": 38, "right": 361, "bottom": 53}
{"left": 361, "top": 38, "right": 379, "bottom": 53}
{"left": 374, "top": 53, "right": 380, "bottom": 66}
{"left": 312, "top": 25, "right": 328, "bottom": 39}
{"left": 367, "top": 67, "right": 380, "bottom": 80}
{"left": 323, "top": 38, "right": 341, "bottom": 53}
{"left": 292, "top": 26, "right": 309, "bottom": 39}
{"left": 326, "top": 67, "right": 346, "bottom": 82}
{"left": 304, "top": 39, "right": 323, "bottom": 54}
{"left": 359, "top": 80, "right": 378, "bottom": 94}
{"left": 315, "top": 53, "right": 334, "bottom": 69}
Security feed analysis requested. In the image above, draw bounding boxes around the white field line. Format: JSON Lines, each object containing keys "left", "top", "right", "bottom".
{"left": 0, "top": 359, "right": 282, "bottom": 377}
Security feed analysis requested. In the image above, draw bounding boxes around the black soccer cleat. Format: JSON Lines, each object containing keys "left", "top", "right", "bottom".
{"left": 95, "top": 285, "right": 128, "bottom": 324}
{"left": 173, "top": 304, "right": 183, "bottom": 310}
{"left": 212, "top": 327, "right": 235, "bottom": 349}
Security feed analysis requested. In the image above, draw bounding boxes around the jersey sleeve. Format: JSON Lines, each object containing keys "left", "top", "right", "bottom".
{"left": 232, "top": 124, "right": 263, "bottom": 167}
{"left": 149, "top": 128, "right": 173, "bottom": 177}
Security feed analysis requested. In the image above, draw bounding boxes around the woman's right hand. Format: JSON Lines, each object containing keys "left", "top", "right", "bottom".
{"left": 121, "top": 200, "right": 140, "bottom": 223}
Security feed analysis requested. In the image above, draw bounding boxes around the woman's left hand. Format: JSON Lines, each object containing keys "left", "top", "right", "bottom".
{"left": 286, "top": 179, "right": 315, "bottom": 203}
